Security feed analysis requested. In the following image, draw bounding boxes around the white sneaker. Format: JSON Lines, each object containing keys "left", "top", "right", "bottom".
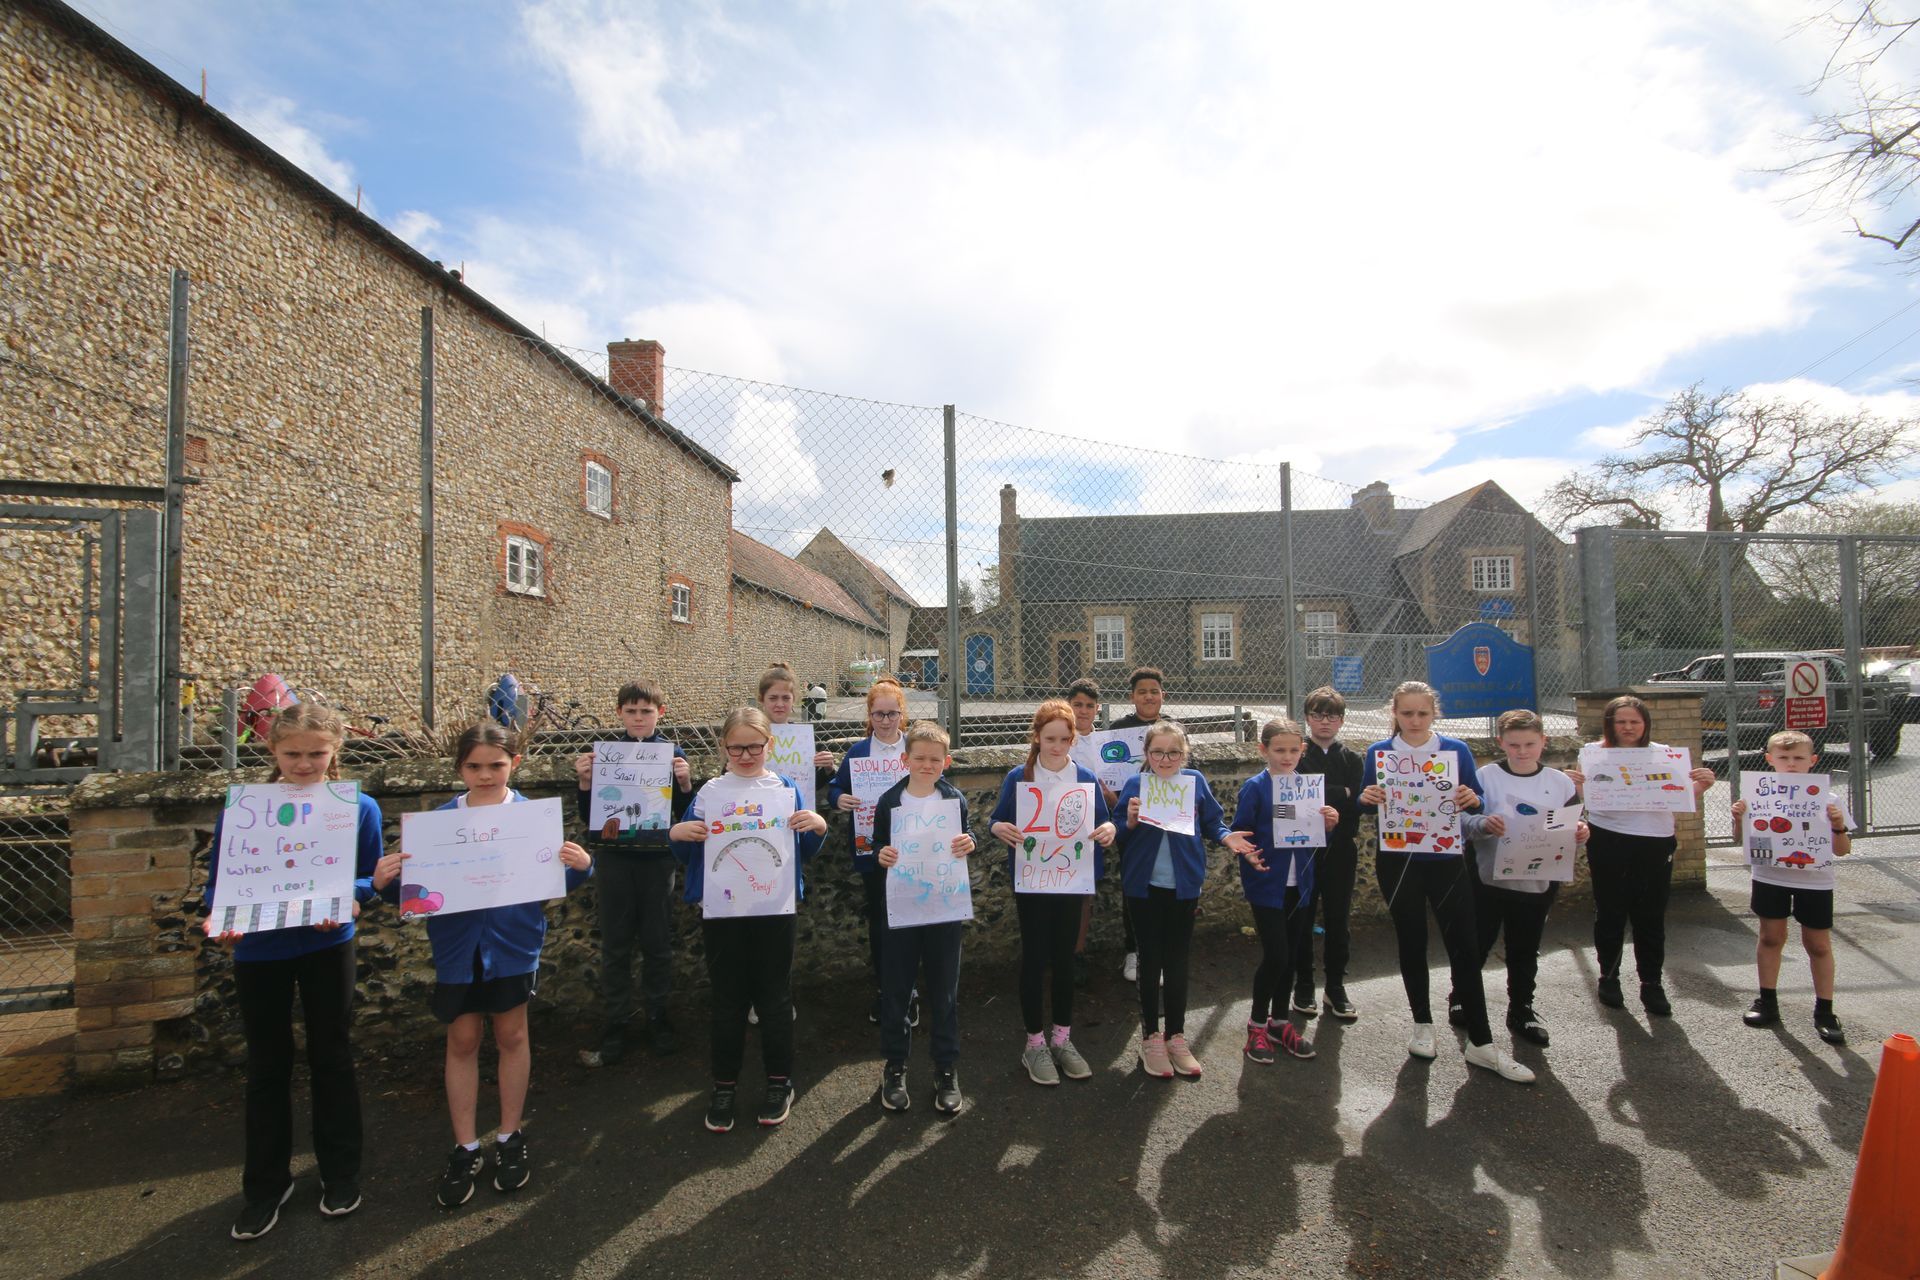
{"left": 747, "top": 1006, "right": 758, "bottom": 1026}
{"left": 1464, "top": 1040, "right": 1536, "bottom": 1083}
{"left": 1122, "top": 952, "right": 1139, "bottom": 983}
{"left": 1407, "top": 1024, "right": 1438, "bottom": 1060}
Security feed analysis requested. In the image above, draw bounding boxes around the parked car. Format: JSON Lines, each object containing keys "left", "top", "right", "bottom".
{"left": 1867, "top": 658, "right": 1920, "bottom": 724}
{"left": 1644, "top": 651, "right": 1905, "bottom": 759}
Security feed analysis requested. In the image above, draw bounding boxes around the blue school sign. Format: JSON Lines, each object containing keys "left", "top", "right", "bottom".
{"left": 1424, "top": 623, "right": 1536, "bottom": 719}
{"left": 1330, "top": 655, "right": 1364, "bottom": 694}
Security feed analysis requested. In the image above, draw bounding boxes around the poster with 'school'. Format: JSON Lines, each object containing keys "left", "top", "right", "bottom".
{"left": 1743, "top": 771, "right": 1838, "bottom": 890}
{"left": 885, "top": 796, "right": 972, "bottom": 927}
{"left": 1492, "top": 803, "right": 1583, "bottom": 883}
{"left": 850, "top": 752, "right": 907, "bottom": 853}
{"left": 1270, "top": 773, "right": 1327, "bottom": 850}
{"left": 207, "top": 782, "right": 361, "bottom": 937}
{"left": 1137, "top": 771, "right": 1197, "bottom": 836}
{"left": 767, "top": 724, "right": 817, "bottom": 813}
{"left": 702, "top": 780, "right": 798, "bottom": 919}
{"left": 396, "top": 798, "right": 569, "bottom": 919}
{"left": 1015, "top": 782, "right": 1097, "bottom": 894}
{"left": 1374, "top": 749, "right": 1463, "bottom": 855}
{"left": 588, "top": 741, "right": 674, "bottom": 841}
{"left": 1579, "top": 745, "right": 1696, "bottom": 814}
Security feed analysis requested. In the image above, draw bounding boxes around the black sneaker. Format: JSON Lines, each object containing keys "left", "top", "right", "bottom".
{"left": 1640, "top": 984, "right": 1672, "bottom": 1017}
{"left": 1815, "top": 1008, "right": 1846, "bottom": 1045}
{"left": 933, "top": 1066, "right": 963, "bottom": 1115}
{"left": 705, "top": 1084, "right": 737, "bottom": 1134}
{"left": 492, "top": 1130, "right": 529, "bottom": 1192}
{"left": 647, "top": 1012, "right": 680, "bottom": 1057}
{"left": 230, "top": 1183, "right": 294, "bottom": 1241}
{"left": 758, "top": 1077, "right": 795, "bottom": 1127}
{"left": 1508, "top": 1006, "right": 1550, "bottom": 1047}
{"left": 1744, "top": 997, "right": 1780, "bottom": 1028}
{"left": 318, "top": 1178, "right": 361, "bottom": 1218}
{"left": 880, "top": 1062, "right": 910, "bottom": 1112}
{"left": 436, "top": 1145, "right": 485, "bottom": 1208}
{"left": 1322, "top": 989, "right": 1359, "bottom": 1021}
{"left": 581, "top": 1023, "right": 626, "bottom": 1069}
{"left": 1291, "top": 988, "right": 1318, "bottom": 1017}
{"left": 907, "top": 991, "right": 922, "bottom": 1029}
{"left": 1597, "top": 976, "right": 1624, "bottom": 1008}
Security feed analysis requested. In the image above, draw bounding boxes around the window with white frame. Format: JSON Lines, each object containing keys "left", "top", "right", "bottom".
{"left": 505, "top": 535, "right": 544, "bottom": 596}
{"left": 1093, "top": 614, "right": 1126, "bottom": 663}
{"left": 671, "top": 581, "right": 692, "bottom": 624}
{"left": 1200, "top": 611, "right": 1235, "bottom": 661}
{"left": 584, "top": 460, "right": 613, "bottom": 517}
{"left": 1471, "top": 555, "right": 1515, "bottom": 592}
{"left": 1303, "top": 610, "right": 1339, "bottom": 658}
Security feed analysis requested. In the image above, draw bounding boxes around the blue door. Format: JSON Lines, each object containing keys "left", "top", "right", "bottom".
{"left": 965, "top": 634, "right": 995, "bottom": 696}
{"left": 924, "top": 656, "right": 939, "bottom": 687}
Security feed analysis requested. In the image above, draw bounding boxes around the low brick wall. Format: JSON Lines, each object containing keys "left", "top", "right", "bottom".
{"left": 69, "top": 732, "right": 1608, "bottom": 1086}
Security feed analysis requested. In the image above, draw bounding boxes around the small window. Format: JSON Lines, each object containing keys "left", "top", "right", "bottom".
{"left": 1471, "top": 555, "right": 1515, "bottom": 593}
{"left": 671, "top": 581, "right": 692, "bottom": 624}
{"left": 1200, "top": 611, "right": 1235, "bottom": 661}
{"left": 1303, "top": 610, "right": 1339, "bottom": 659}
{"left": 584, "top": 460, "right": 613, "bottom": 517}
{"left": 506, "top": 535, "right": 544, "bottom": 596}
{"left": 1093, "top": 615, "right": 1126, "bottom": 663}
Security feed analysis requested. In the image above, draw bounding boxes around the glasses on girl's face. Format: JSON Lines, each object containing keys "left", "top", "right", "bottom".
{"left": 724, "top": 742, "right": 767, "bottom": 757}
{"left": 870, "top": 710, "right": 903, "bottom": 721}
{"left": 1148, "top": 749, "right": 1184, "bottom": 761}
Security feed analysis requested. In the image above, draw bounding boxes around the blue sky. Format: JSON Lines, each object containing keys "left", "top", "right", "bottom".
{"left": 66, "top": 0, "right": 1920, "bottom": 595}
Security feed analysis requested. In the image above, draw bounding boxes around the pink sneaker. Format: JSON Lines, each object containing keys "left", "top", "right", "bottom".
{"left": 1277, "top": 1022, "right": 1316, "bottom": 1060}
{"left": 1139, "top": 1032, "right": 1173, "bottom": 1078}
{"left": 1166, "top": 1034, "right": 1203, "bottom": 1077}
{"left": 1244, "top": 1024, "right": 1277, "bottom": 1065}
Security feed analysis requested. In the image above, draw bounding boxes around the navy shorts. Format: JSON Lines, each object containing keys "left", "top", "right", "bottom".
{"left": 430, "top": 951, "right": 538, "bottom": 1023}
{"left": 1750, "top": 881, "right": 1833, "bottom": 931}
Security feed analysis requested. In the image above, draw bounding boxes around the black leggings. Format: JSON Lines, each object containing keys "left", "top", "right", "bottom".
{"left": 1471, "top": 868, "right": 1558, "bottom": 1013}
{"left": 1015, "top": 893, "right": 1082, "bottom": 1034}
{"left": 1133, "top": 887, "right": 1198, "bottom": 1036}
{"left": 1376, "top": 851, "right": 1491, "bottom": 1046}
{"left": 1250, "top": 890, "right": 1307, "bottom": 1023}
{"left": 1586, "top": 825, "right": 1676, "bottom": 987}
{"left": 703, "top": 916, "right": 797, "bottom": 1081}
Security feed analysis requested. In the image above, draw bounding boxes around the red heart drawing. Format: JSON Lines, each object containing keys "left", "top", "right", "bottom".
{"left": 1433, "top": 835, "right": 1455, "bottom": 850}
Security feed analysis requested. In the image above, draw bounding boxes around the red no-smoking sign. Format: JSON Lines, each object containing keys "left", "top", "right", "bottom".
{"left": 1784, "top": 658, "right": 1828, "bottom": 730}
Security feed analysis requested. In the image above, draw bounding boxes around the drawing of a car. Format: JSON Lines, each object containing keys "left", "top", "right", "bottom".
{"left": 1282, "top": 832, "right": 1312, "bottom": 845}
{"left": 1775, "top": 850, "right": 1818, "bottom": 868}
{"left": 1660, "top": 783, "right": 1685, "bottom": 792}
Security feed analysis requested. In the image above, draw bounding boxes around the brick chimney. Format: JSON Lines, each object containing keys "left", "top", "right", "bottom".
{"left": 607, "top": 339, "right": 665, "bottom": 411}
{"left": 1352, "top": 480, "right": 1395, "bottom": 530}
{"left": 998, "top": 484, "right": 1019, "bottom": 603}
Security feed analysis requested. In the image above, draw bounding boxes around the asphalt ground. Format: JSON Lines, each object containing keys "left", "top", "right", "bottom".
{"left": 2, "top": 855, "right": 1915, "bottom": 1280}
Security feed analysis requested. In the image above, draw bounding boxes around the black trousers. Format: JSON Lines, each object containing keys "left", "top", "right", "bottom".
{"left": 1376, "top": 851, "right": 1492, "bottom": 1046}
{"left": 703, "top": 915, "right": 797, "bottom": 1081}
{"left": 596, "top": 853, "right": 675, "bottom": 1027}
{"left": 1015, "top": 893, "right": 1081, "bottom": 1033}
{"left": 1251, "top": 890, "right": 1308, "bottom": 1023}
{"left": 234, "top": 938, "right": 362, "bottom": 1206}
{"left": 1586, "top": 826, "right": 1676, "bottom": 986}
{"left": 1132, "top": 887, "right": 1198, "bottom": 1036}
{"left": 1292, "top": 842, "right": 1357, "bottom": 997}
{"left": 1471, "top": 867, "right": 1559, "bottom": 1013}
{"left": 860, "top": 866, "right": 887, "bottom": 994}
{"left": 880, "top": 921, "right": 963, "bottom": 1066}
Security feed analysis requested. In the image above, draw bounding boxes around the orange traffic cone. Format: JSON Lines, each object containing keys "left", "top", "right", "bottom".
{"left": 1822, "top": 1033, "right": 1920, "bottom": 1280}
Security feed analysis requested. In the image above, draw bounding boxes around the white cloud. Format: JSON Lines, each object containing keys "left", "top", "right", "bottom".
{"left": 228, "top": 93, "right": 363, "bottom": 208}
{"left": 392, "top": 210, "right": 442, "bottom": 253}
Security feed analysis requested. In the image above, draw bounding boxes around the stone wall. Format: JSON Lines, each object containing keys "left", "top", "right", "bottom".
{"left": 727, "top": 583, "right": 887, "bottom": 708}
{"left": 69, "top": 731, "right": 1613, "bottom": 1085}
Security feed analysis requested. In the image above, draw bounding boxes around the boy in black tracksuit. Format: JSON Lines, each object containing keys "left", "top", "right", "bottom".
{"left": 573, "top": 680, "right": 695, "bottom": 1066}
{"left": 1295, "top": 686, "right": 1364, "bottom": 1020}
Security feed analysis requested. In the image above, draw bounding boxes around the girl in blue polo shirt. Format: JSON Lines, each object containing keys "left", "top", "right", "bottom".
{"left": 1114, "top": 720, "right": 1256, "bottom": 1080}
{"left": 380, "top": 723, "right": 591, "bottom": 1209}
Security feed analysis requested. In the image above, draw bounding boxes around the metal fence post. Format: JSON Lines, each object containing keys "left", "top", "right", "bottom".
{"left": 943, "top": 405, "right": 962, "bottom": 747}
{"left": 1839, "top": 536, "right": 1867, "bottom": 829}
{"left": 221, "top": 685, "right": 240, "bottom": 770}
{"left": 1281, "top": 462, "right": 1298, "bottom": 713}
{"left": 1575, "top": 526, "right": 1619, "bottom": 689}
{"left": 420, "top": 306, "right": 435, "bottom": 730}
{"left": 1719, "top": 540, "right": 1740, "bottom": 803}
{"left": 161, "top": 269, "right": 189, "bottom": 769}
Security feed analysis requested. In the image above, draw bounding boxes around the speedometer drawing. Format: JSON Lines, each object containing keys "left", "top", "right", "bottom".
{"left": 713, "top": 836, "right": 785, "bottom": 873}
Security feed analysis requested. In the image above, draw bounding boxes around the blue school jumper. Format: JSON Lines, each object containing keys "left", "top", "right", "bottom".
{"left": 988, "top": 763, "right": 1114, "bottom": 887}
{"left": 1232, "top": 770, "right": 1321, "bottom": 907}
{"left": 670, "top": 774, "right": 824, "bottom": 905}
{"left": 1113, "top": 769, "right": 1231, "bottom": 900}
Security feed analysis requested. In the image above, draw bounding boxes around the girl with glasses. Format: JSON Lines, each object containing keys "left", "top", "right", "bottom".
{"left": 828, "top": 677, "right": 914, "bottom": 1027}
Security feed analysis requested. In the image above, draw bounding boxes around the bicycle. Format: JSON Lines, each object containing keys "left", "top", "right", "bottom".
{"left": 523, "top": 684, "right": 602, "bottom": 733}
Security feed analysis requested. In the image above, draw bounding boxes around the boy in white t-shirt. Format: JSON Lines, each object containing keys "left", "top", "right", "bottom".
{"left": 1730, "top": 730, "right": 1852, "bottom": 1044}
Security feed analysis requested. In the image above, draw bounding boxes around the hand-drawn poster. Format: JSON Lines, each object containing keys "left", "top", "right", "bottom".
{"left": 768, "top": 723, "right": 817, "bottom": 813}
{"left": 850, "top": 752, "right": 907, "bottom": 853}
{"left": 1083, "top": 727, "right": 1149, "bottom": 794}
{"left": 1491, "top": 803, "right": 1583, "bottom": 883}
{"left": 1743, "top": 772, "right": 1840, "bottom": 890}
{"left": 885, "top": 796, "right": 972, "bottom": 927}
{"left": 701, "top": 780, "right": 799, "bottom": 918}
{"left": 396, "top": 797, "right": 568, "bottom": 920}
{"left": 1269, "top": 773, "right": 1327, "bottom": 850}
{"left": 1014, "top": 781, "right": 1097, "bottom": 894}
{"left": 1579, "top": 745, "right": 1696, "bottom": 814}
{"left": 207, "top": 782, "right": 361, "bottom": 937}
{"left": 588, "top": 741, "right": 674, "bottom": 841}
{"left": 1374, "top": 749, "right": 1463, "bottom": 855}
{"left": 1137, "top": 771, "right": 1197, "bottom": 836}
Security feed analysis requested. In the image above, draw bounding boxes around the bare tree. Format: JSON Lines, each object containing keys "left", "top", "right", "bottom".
{"left": 1543, "top": 383, "right": 1917, "bottom": 532}
{"left": 1787, "top": 4, "right": 1920, "bottom": 256}
{"left": 1748, "top": 500, "right": 1920, "bottom": 647}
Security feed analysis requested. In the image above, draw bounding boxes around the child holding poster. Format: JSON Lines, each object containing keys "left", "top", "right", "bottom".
{"left": 872, "top": 720, "right": 976, "bottom": 1114}
{"left": 1065, "top": 678, "right": 1111, "bottom": 986}
{"left": 572, "top": 679, "right": 692, "bottom": 1068}
{"left": 1458, "top": 710, "right": 1588, "bottom": 1049}
{"left": 206, "top": 704, "right": 389, "bottom": 1241}
{"left": 1115, "top": 720, "right": 1258, "bottom": 1078}
{"left": 989, "top": 700, "right": 1117, "bottom": 1085}
{"left": 759, "top": 662, "right": 837, "bottom": 797}
{"left": 1232, "top": 718, "right": 1338, "bottom": 1065}
{"left": 1108, "top": 666, "right": 1166, "bottom": 983}
{"left": 828, "top": 677, "right": 912, "bottom": 1026}
{"left": 385, "top": 723, "right": 592, "bottom": 1208}
{"left": 1578, "top": 695, "right": 1715, "bottom": 1018}
{"left": 1297, "top": 686, "right": 1366, "bottom": 1020}
{"left": 1359, "top": 682, "right": 1532, "bottom": 1083}
{"left": 670, "top": 708, "right": 828, "bottom": 1132}
{"left": 1731, "top": 730, "right": 1852, "bottom": 1043}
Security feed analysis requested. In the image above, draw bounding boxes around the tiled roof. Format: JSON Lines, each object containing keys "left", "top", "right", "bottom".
{"left": 731, "top": 533, "right": 885, "bottom": 630}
